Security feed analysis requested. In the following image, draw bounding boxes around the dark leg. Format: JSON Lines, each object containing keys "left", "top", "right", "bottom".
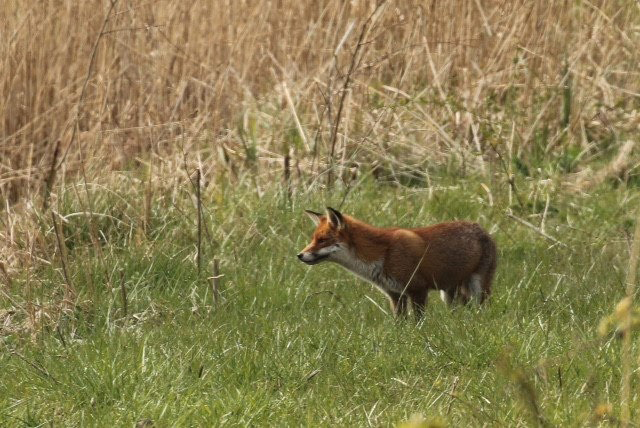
{"left": 410, "top": 290, "right": 428, "bottom": 320}
{"left": 388, "top": 292, "right": 408, "bottom": 318}
{"left": 480, "top": 267, "right": 495, "bottom": 303}
{"left": 456, "top": 285, "right": 471, "bottom": 305}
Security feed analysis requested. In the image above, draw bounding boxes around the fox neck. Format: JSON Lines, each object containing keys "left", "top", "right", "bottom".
{"left": 330, "top": 247, "right": 384, "bottom": 285}
{"left": 329, "top": 219, "right": 400, "bottom": 292}
{"left": 340, "top": 217, "right": 390, "bottom": 262}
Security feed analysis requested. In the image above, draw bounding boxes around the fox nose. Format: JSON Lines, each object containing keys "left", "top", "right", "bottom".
{"left": 297, "top": 253, "right": 304, "bottom": 260}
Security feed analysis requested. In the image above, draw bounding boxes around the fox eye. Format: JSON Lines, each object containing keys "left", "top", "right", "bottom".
{"left": 316, "top": 237, "right": 328, "bottom": 244}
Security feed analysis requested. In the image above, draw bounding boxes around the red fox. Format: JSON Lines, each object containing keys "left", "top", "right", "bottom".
{"left": 297, "top": 207, "right": 497, "bottom": 318}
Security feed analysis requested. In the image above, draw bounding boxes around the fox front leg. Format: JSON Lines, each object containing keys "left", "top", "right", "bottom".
{"left": 388, "top": 292, "right": 408, "bottom": 318}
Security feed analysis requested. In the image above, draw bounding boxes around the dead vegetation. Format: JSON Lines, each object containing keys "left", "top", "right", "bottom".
{"left": 2, "top": 1, "right": 639, "bottom": 199}
{"left": 1, "top": 0, "right": 639, "bottom": 281}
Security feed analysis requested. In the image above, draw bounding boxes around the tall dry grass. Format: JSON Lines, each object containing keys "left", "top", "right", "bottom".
{"left": 2, "top": 0, "right": 639, "bottom": 202}
{"left": 1, "top": 0, "right": 639, "bottom": 273}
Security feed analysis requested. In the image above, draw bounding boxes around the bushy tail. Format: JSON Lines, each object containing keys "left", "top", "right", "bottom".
{"left": 476, "top": 233, "right": 497, "bottom": 303}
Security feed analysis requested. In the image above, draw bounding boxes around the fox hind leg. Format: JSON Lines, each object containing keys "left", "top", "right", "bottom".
{"left": 409, "top": 289, "right": 427, "bottom": 320}
{"left": 455, "top": 285, "right": 471, "bottom": 305}
{"left": 475, "top": 234, "right": 497, "bottom": 303}
{"left": 439, "top": 290, "right": 453, "bottom": 306}
{"left": 469, "top": 274, "right": 483, "bottom": 304}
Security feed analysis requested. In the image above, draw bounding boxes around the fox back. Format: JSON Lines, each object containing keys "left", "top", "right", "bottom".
{"left": 297, "top": 207, "right": 497, "bottom": 317}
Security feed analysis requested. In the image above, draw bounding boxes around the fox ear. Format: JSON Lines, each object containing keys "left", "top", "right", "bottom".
{"left": 304, "top": 210, "right": 322, "bottom": 226}
{"left": 326, "top": 207, "right": 344, "bottom": 229}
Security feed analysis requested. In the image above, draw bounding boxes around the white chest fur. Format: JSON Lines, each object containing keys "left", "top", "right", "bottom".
{"left": 330, "top": 249, "right": 401, "bottom": 294}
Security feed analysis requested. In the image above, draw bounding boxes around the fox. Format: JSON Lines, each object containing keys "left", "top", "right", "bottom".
{"left": 297, "top": 207, "right": 497, "bottom": 318}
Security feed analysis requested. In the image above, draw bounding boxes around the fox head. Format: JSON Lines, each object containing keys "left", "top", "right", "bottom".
{"left": 297, "top": 207, "right": 348, "bottom": 265}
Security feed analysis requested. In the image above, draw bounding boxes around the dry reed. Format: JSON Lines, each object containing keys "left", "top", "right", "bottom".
{"left": 2, "top": 1, "right": 638, "bottom": 200}
{"left": 1, "top": 0, "right": 639, "bottom": 274}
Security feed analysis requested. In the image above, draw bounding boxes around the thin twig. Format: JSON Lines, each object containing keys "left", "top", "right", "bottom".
{"left": 196, "top": 168, "right": 202, "bottom": 275}
{"left": 51, "top": 211, "right": 75, "bottom": 298}
{"left": 120, "top": 270, "right": 128, "bottom": 318}
{"left": 337, "top": 106, "right": 388, "bottom": 209}
{"left": 54, "top": 0, "right": 119, "bottom": 294}
{"left": 302, "top": 290, "right": 343, "bottom": 307}
{"left": 56, "top": 325, "right": 67, "bottom": 348}
{"left": 0, "top": 287, "right": 22, "bottom": 310}
{"left": 446, "top": 376, "right": 460, "bottom": 415}
{"left": 58, "top": 0, "right": 119, "bottom": 167}
{"left": 10, "top": 350, "right": 61, "bottom": 385}
{"left": 283, "top": 149, "right": 292, "bottom": 202}
{"left": 210, "top": 259, "right": 221, "bottom": 305}
{"left": 327, "top": 0, "right": 387, "bottom": 187}
{"left": 42, "top": 140, "right": 60, "bottom": 211}
{"left": 399, "top": 244, "right": 430, "bottom": 302}
{"left": 506, "top": 212, "right": 567, "bottom": 248}
{"left": 282, "top": 82, "right": 309, "bottom": 151}
{"left": 182, "top": 148, "right": 216, "bottom": 250}
{"left": 101, "top": 24, "right": 163, "bottom": 35}
{"left": 490, "top": 142, "right": 525, "bottom": 209}
{"left": 0, "top": 262, "right": 13, "bottom": 289}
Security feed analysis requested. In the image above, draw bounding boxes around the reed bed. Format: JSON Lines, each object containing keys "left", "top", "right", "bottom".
{"left": 2, "top": 1, "right": 638, "bottom": 201}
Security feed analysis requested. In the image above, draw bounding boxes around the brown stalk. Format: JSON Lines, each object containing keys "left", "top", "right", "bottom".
{"left": 284, "top": 149, "right": 292, "bottom": 201}
{"left": 42, "top": 140, "right": 60, "bottom": 211}
{"left": 506, "top": 213, "right": 567, "bottom": 248}
{"left": 327, "top": 0, "right": 387, "bottom": 187}
{"left": 51, "top": 211, "right": 75, "bottom": 301}
{"left": 10, "top": 350, "right": 61, "bottom": 385}
{"left": 58, "top": 0, "right": 120, "bottom": 167}
{"left": 489, "top": 142, "right": 525, "bottom": 209}
{"left": 210, "top": 258, "right": 221, "bottom": 305}
{"left": 0, "top": 262, "right": 13, "bottom": 289}
{"left": 446, "top": 377, "right": 460, "bottom": 415}
{"left": 55, "top": 0, "right": 119, "bottom": 293}
{"left": 143, "top": 164, "right": 152, "bottom": 237}
{"left": 182, "top": 151, "right": 217, "bottom": 262}
{"left": 196, "top": 168, "right": 202, "bottom": 276}
{"left": 120, "top": 270, "right": 128, "bottom": 318}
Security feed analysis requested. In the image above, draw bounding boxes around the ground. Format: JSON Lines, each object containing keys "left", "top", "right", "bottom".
{"left": 1, "top": 175, "right": 637, "bottom": 426}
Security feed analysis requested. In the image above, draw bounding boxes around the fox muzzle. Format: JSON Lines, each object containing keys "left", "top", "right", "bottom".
{"left": 297, "top": 252, "right": 329, "bottom": 265}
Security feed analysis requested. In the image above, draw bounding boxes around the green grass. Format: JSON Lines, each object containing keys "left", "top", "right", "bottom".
{"left": 1, "top": 174, "right": 638, "bottom": 426}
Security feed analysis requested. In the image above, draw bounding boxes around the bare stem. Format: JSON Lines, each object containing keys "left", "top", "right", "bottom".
{"left": 327, "top": 0, "right": 387, "bottom": 187}
{"left": 210, "top": 259, "right": 221, "bottom": 305}
{"left": 120, "top": 270, "right": 128, "bottom": 318}
{"left": 196, "top": 168, "right": 202, "bottom": 276}
{"left": 51, "top": 211, "right": 75, "bottom": 301}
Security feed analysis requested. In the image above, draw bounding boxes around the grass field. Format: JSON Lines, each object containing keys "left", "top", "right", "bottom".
{"left": 2, "top": 0, "right": 640, "bottom": 426}
{"left": 1, "top": 173, "right": 638, "bottom": 426}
